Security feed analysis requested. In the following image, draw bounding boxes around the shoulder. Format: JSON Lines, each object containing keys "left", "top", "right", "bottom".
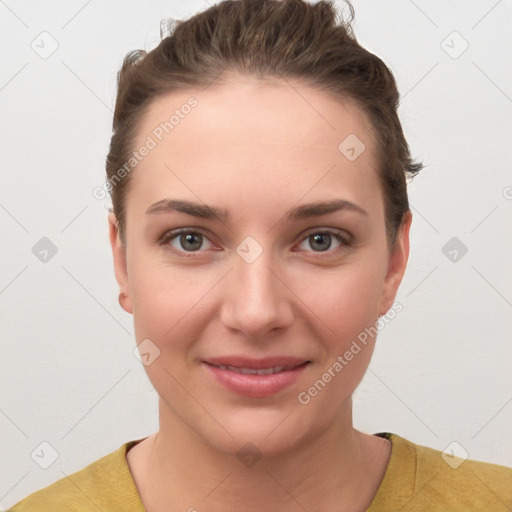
{"left": 374, "top": 432, "right": 512, "bottom": 511}
{"left": 414, "top": 439, "right": 511, "bottom": 509}
{"left": 7, "top": 440, "right": 145, "bottom": 512}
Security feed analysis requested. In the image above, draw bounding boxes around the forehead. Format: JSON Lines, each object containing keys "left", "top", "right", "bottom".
{"left": 128, "top": 76, "right": 382, "bottom": 218}
{"left": 138, "top": 75, "right": 375, "bottom": 149}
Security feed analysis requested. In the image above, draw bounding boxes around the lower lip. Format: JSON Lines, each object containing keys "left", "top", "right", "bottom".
{"left": 203, "top": 362, "right": 310, "bottom": 398}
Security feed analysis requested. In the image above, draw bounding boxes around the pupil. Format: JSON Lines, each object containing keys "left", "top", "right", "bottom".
{"left": 311, "top": 233, "right": 331, "bottom": 251}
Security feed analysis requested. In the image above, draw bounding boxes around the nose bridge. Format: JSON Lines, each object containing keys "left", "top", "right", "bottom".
{"left": 220, "top": 235, "right": 291, "bottom": 339}
{"left": 237, "top": 244, "right": 276, "bottom": 301}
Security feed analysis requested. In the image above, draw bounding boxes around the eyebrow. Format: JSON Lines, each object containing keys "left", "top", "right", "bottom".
{"left": 145, "top": 198, "right": 368, "bottom": 222}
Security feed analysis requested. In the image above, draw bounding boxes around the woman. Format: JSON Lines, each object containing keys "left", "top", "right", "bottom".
{"left": 9, "top": 0, "right": 512, "bottom": 510}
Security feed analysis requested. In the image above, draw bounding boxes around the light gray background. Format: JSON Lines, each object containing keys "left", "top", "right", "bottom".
{"left": 1, "top": 0, "right": 511, "bottom": 508}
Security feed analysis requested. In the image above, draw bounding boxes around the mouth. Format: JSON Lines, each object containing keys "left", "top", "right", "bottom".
{"left": 202, "top": 357, "right": 311, "bottom": 397}
{"left": 206, "top": 364, "right": 303, "bottom": 375}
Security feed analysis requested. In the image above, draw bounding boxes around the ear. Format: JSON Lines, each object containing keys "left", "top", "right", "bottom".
{"left": 378, "top": 210, "right": 412, "bottom": 316}
{"left": 108, "top": 211, "right": 133, "bottom": 314}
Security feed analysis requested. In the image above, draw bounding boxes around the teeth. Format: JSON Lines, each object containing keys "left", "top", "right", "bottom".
{"left": 215, "top": 364, "right": 288, "bottom": 375}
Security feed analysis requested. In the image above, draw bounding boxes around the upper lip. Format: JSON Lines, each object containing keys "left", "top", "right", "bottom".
{"left": 203, "top": 356, "right": 310, "bottom": 369}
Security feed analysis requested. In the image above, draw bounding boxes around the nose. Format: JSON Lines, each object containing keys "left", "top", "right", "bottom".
{"left": 219, "top": 246, "right": 294, "bottom": 341}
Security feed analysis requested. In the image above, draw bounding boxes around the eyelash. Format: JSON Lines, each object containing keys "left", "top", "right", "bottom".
{"left": 158, "top": 227, "right": 353, "bottom": 258}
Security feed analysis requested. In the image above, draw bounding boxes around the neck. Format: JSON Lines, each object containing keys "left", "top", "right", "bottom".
{"left": 133, "top": 397, "right": 390, "bottom": 512}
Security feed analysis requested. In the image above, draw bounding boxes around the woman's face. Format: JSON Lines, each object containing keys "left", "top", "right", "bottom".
{"left": 109, "top": 76, "right": 410, "bottom": 457}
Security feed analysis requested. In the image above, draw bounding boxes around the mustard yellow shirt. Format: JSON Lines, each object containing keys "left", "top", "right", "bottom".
{"left": 8, "top": 432, "right": 512, "bottom": 511}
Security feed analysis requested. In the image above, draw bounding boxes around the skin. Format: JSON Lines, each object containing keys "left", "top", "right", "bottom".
{"left": 109, "top": 74, "right": 412, "bottom": 511}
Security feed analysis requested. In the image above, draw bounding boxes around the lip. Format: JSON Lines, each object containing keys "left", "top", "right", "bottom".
{"left": 202, "top": 356, "right": 311, "bottom": 398}
{"left": 203, "top": 356, "right": 310, "bottom": 369}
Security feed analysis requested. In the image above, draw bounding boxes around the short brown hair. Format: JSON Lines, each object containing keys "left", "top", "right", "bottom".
{"left": 105, "top": 0, "right": 422, "bottom": 247}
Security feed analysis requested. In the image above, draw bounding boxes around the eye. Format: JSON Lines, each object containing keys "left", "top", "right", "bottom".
{"left": 296, "top": 229, "right": 351, "bottom": 254}
{"left": 158, "top": 227, "right": 352, "bottom": 257}
{"left": 159, "top": 228, "right": 215, "bottom": 255}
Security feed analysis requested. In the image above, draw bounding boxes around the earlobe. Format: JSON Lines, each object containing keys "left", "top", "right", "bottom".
{"left": 108, "top": 211, "right": 133, "bottom": 314}
{"left": 378, "top": 210, "right": 412, "bottom": 317}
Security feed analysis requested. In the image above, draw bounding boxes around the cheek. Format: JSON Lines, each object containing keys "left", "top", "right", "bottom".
{"left": 294, "top": 261, "right": 383, "bottom": 339}
{"left": 129, "top": 266, "right": 211, "bottom": 398}
{"left": 131, "top": 264, "right": 209, "bottom": 341}
{"left": 295, "top": 268, "right": 383, "bottom": 410}
{"left": 129, "top": 259, "right": 228, "bottom": 387}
